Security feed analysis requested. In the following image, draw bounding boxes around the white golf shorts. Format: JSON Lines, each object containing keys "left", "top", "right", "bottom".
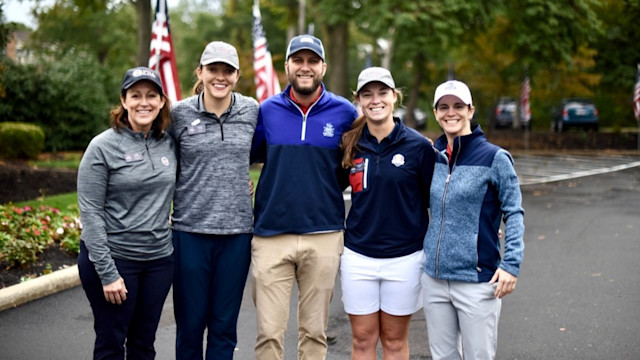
{"left": 340, "top": 247, "right": 425, "bottom": 316}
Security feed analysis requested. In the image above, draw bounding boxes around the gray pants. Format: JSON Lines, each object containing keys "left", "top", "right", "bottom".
{"left": 421, "top": 273, "right": 502, "bottom": 360}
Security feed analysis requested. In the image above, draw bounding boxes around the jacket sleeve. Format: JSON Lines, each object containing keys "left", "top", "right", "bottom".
{"left": 492, "top": 149, "right": 525, "bottom": 277}
{"left": 250, "top": 109, "right": 267, "bottom": 164}
{"left": 77, "top": 139, "right": 120, "bottom": 285}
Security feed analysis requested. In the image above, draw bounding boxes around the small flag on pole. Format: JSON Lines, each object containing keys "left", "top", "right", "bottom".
{"left": 521, "top": 76, "right": 531, "bottom": 127}
{"left": 149, "top": 0, "right": 181, "bottom": 103}
{"left": 633, "top": 64, "right": 640, "bottom": 121}
{"left": 252, "top": 2, "right": 281, "bottom": 103}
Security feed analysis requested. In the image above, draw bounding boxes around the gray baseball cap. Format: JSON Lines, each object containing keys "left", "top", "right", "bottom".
{"left": 356, "top": 67, "right": 395, "bottom": 93}
{"left": 121, "top": 67, "right": 164, "bottom": 96}
{"left": 200, "top": 41, "right": 240, "bottom": 69}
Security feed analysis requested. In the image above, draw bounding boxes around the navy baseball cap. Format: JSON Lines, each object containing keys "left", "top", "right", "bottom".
{"left": 121, "top": 67, "right": 164, "bottom": 96}
{"left": 286, "top": 35, "right": 325, "bottom": 61}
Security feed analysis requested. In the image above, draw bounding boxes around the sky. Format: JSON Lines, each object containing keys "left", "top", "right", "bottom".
{"left": 2, "top": 0, "right": 181, "bottom": 29}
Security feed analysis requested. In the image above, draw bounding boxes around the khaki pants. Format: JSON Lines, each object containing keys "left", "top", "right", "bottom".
{"left": 251, "top": 232, "right": 344, "bottom": 360}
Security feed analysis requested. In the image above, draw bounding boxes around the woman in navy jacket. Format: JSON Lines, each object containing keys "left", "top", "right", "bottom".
{"left": 340, "top": 67, "right": 436, "bottom": 359}
{"left": 422, "top": 80, "right": 525, "bottom": 360}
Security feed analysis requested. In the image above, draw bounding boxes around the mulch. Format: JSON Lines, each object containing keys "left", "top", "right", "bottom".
{"left": 0, "top": 244, "right": 78, "bottom": 289}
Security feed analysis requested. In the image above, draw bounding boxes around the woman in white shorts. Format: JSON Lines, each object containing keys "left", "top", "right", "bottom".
{"left": 339, "top": 67, "right": 436, "bottom": 359}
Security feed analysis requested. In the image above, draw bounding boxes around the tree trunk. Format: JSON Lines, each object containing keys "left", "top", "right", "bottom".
{"left": 134, "top": 0, "right": 152, "bottom": 67}
{"left": 325, "top": 22, "right": 348, "bottom": 98}
{"left": 405, "top": 52, "right": 425, "bottom": 129}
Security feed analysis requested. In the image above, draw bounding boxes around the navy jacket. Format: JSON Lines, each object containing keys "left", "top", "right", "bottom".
{"left": 251, "top": 84, "right": 357, "bottom": 236}
{"left": 345, "top": 119, "right": 436, "bottom": 258}
{"left": 423, "top": 125, "right": 525, "bottom": 282}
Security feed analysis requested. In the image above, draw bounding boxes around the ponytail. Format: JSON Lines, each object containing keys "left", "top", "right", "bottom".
{"left": 340, "top": 115, "right": 367, "bottom": 169}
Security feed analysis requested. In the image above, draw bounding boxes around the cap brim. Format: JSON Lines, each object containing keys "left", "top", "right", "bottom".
{"left": 201, "top": 58, "right": 239, "bottom": 69}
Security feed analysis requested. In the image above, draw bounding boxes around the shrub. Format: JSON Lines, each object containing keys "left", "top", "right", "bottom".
{"left": 0, "top": 122, "right": 45, "bottom": 160}
{"left": 0, "top": 56, "right": 110, "bottom": 152}
{"left": 0, "top": 205, "right": 80, "bottom": 268}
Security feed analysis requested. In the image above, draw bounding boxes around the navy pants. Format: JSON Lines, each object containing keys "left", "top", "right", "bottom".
{"left": 172, "top": 230, "right": 252, "bottom": 360}
{"left": 78, "top": 241, "right": 174, "bottom": 360}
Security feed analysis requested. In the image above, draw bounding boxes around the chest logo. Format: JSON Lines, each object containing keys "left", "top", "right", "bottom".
{"left": 124, "top": 152, "right": 143, "bottom": 163}
{"left": 161, "top": 157, "right": 170, "bottom": 166}
{"left": 322, "top": 123, "right": 335, "bottom": 138}
{"left": 391, "top": 153, "right": 405, "bottom": 167}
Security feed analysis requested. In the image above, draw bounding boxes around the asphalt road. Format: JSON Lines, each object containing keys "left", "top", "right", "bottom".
{"left": 1, "top": 155, "right": 639, "bottom": 359}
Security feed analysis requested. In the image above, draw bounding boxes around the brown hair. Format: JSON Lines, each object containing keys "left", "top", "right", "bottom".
{"left": 109, "top": 89, "right": 172, "bottom": 139}
{"left": 340, "top": 88, "right": 403, "bottom": 169}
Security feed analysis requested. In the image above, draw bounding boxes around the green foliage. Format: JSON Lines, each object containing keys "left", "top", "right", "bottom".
{"left": 9, "top": 0, "right": 640, "bottom": 131}
{"left": 0, "top": 205, "right": 81, "bottom": 268}
{"left": 0, "top": 122, "right": 45, "bottom": 160}
{"left": 0, "top": 55, "right": 110, "bottom": 151}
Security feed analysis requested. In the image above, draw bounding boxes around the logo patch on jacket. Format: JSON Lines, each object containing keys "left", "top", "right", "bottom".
{"left": 322, "top": 123, "right": 335, "bottom": 137}
{"left": 391, "top": 153, "right": 405, "bottom": 167}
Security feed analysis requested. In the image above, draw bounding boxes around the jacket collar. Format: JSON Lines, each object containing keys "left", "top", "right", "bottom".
{"left": 358, "top": 117, "right": 406, "bottom": 152}
{"left": 434, "top": 124, "right": 486, "bottom": 157}
{"left": 281, "top": 83, "right": 327, "bottom": 111}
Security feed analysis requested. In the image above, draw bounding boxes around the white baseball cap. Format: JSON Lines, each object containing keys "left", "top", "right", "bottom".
{"left": 433, "top": 80, "right": 473, "bottom": 107}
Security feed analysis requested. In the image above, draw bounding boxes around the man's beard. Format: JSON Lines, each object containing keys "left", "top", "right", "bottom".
{"left": 289, "top": 74, "right": 322, "bottom": 96}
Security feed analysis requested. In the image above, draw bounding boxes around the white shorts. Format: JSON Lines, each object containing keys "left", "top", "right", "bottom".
{"left": 340, "top": 247, "right": 426, "bottom": 316}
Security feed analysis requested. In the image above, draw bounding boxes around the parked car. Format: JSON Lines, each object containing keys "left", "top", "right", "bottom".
{"left": 490, "top": 97, "right": 518, "bottom": 129}
{"left": 551, "top": 98, "right": 599, "bottom": 132}
{"left": 394, "top": 107, "right": 427, "bottom": 130}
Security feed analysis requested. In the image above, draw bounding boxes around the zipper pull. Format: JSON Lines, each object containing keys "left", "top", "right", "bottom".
{"left": 446, "top": 173, "right": 451, "bottom": 183}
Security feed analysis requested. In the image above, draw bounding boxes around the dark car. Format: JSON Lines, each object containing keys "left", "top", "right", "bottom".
{"left": 490, "top": 97, "right": 517, "bottom": 129}
{"left": 551, "top": 98, "right": 599, "bottom": 132}
{"left": 394, "top": 107, "right": 427, "bottom": 130}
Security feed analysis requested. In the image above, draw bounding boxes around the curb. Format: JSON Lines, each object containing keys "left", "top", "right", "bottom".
{"left": 0, "top": 265, "right": 80, "bottom": 312}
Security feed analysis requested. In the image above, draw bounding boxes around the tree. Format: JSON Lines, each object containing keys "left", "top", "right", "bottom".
{"left": 133, "top": 0, "right": 152, "bottom": 66}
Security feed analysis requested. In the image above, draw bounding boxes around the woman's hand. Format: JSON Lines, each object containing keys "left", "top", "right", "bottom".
{"left": 490, "top": 268, "right": 517, "bottom": 299}
{"left": 103, "top": 277, "right": 127, "bottom": 305}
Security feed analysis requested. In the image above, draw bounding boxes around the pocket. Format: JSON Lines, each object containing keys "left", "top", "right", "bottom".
{"left": 349, "top": 157, "right": 368, "bottom": 193}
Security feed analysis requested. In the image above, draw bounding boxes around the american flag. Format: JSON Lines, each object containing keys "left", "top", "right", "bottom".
{"left": 149, "top": 0, "right": 181, "bottom": 103}
{"left": 634, "top": 64, "right": 640, "bottom": 120}
{"left": 521, "top": 75, "right": 531, "bottom": 125}
{"left": 252, "top": 2, "right": 281, "bottom": 103}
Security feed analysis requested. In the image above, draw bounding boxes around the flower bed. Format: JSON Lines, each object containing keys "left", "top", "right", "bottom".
{"left": 0, "top": 205, "right": 80, "bottom": 288}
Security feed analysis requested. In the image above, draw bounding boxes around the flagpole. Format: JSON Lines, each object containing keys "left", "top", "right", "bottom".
{"left": 636, "top": 63, "right": 640, "bottom": 152}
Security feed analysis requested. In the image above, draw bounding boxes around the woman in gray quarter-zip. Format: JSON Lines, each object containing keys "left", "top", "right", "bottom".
{"left": 168, "top": 41, "right": 259, "bottom": 360}
{"left": 77, "top": 67, "right": 177, "bottom": 360}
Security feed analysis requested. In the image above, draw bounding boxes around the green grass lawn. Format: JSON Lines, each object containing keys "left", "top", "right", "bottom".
{"left": 29, "top": 152, "right": 82, "bottom": 169}
{"left": 14, "top": 192, "right": 78, "bottom": 211}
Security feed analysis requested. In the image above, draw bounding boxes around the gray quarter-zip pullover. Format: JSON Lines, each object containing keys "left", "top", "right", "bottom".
{"left": 169, "top": 92, "right": 259, "bottom": 234}
{"left": 77, "top": 127, "right": 177, "bottom": 285}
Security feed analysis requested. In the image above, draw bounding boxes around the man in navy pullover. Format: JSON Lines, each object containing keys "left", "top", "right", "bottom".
{"left": 250, "top": 35, "right": 357, "bottom": 360}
